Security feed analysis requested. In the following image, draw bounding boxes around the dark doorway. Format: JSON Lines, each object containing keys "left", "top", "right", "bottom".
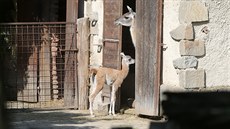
{"left": 121, "top": 0, "right": 136, "bottom": 108}
{"left": 17, "top": 0, "right": 66, "bottom": 22}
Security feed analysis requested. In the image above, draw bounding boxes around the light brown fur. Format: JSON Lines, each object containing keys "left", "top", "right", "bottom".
{"left": 89, "top": 53, "right": 135, "bottom": 117}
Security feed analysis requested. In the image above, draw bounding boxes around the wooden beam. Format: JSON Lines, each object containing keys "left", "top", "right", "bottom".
{"left": 155, "top": 0, "right": 163, "bottom": 115}
{"left": 64, "top": 0, "right": 78, "bottom": 107}
{"left": 103, "top": 0, "right": 123, "bottom": 111}
{"left": 66, "top": 0, "right": 78, "bottom": 23}
{"left": 77, "top": 18, "right": 90, "bottom": 110}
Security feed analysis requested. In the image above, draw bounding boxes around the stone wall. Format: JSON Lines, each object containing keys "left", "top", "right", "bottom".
{"left": 163, "top": 0, "right": 230, "bottom": 88}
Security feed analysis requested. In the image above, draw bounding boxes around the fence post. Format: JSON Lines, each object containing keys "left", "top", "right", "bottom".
{"left": 64, "top": 0, "right": 78, "bottom": 107}
{"left": 77, "top": 18, "right": 90, "bottom": 110}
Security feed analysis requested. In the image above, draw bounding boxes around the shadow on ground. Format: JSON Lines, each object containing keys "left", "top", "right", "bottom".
{"left": 7, "top": 108, "right": 164, "bottom": 129}
{"left": 8, "top": 109, "right": 97, "bottom": 129}
{"left": 8, "top": 109, "right": 150, "bottom": 129}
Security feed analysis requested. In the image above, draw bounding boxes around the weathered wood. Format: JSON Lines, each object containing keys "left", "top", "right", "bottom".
{"left": 66, "top": 0, "right": 78, "bottom": 23}
{"left": 64, "top": 0, "right": 78, "bottom": 107}
{"left": 103, "top": 41, "right": 120, "bottom": 69}
{"left": 102, "top": 84, "right": 112, "bottom": 104}
{"left": 135, "top": 0, "right": 162, "bottom": 116}
{"left": 103, "top": 0, "right": 123, "bottom": 110}
{"left": 103, "top": 0, "right": 122, "bottom": 69}
{"left": 77, "top": 18, "right": 90, "bottom": 110}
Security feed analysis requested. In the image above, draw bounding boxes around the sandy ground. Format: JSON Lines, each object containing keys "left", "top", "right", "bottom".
{"left": 8, "top": 109, "right": 166, "bottom": 129}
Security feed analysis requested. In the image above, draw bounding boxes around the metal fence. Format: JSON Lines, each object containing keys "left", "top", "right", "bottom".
{"left": 0, "top": 22, "right": 77, "bottom": 109}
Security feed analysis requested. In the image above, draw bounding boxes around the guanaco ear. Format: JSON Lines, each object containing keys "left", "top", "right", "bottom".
{"left": 127, "top": 6, "right": 133, "bottom": 13}
{"left": 120, "top": 52, "right": 125, "bottom": 57}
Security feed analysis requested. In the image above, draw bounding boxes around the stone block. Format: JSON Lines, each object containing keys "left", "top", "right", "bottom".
{"left": 173, "top": 56, "right": 198, "bottom": 69}
{"left": 180, "top": 39, "right": 205, "bottom": 56}
{"left": 179, "top": 68, "right": 205, "bottom": 89}
{"left": 179, "top": 1, "right": 209, "bottom": 23}
{"left": 170, "top": 24, "right": 194, "bottom": 40}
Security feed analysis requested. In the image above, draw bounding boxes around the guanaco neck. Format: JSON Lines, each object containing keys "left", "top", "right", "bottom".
{"left": 130, "top": 16, "right": 136, "bottom": 47}
{"left": 120, "top": 60, "right": 129, "bottom": 78}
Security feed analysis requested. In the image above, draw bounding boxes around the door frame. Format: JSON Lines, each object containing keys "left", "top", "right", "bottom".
{"left": 135, "top": 0, "right": 162, "bottom": 116}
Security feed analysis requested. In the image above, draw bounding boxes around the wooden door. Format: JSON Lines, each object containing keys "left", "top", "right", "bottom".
{"left": 103, "top": 0, "right": 123, "bottom": 69}
{"left": 102, "top": 0, "right": 123, "bottom": 107}
{"left": 135, "top": 0, "right": 162, "bottom": 116}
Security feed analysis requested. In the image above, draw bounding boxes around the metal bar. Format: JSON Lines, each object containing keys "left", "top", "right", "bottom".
{"left": 1, "top": 22, "right": 78, "bottom": 109}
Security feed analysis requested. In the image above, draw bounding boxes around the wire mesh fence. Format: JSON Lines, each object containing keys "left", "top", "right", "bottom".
{"left": 0, "top": 22, "right": 78, "bottom": 109}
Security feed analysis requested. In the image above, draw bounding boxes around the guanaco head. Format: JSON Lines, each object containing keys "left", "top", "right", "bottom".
{"left": 121, "top": 52, "right": 135, "bottom": 65}
{"left": 114, "top": 6, "right": 136, "bottom": 27}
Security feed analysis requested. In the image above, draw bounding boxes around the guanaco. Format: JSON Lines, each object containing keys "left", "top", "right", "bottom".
{"left": 89, "top": 53, "right": 135, "bottom": 117}
{"left": 114, "top": 6, "right": 136, "bottom": 48}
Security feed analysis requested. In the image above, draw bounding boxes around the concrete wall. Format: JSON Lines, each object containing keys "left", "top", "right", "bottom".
{"left": 163, "top": 0, "right": 181, "bottom": 87}
{"left": 85, "top": 0, "right": 104, "bottom": 67}
{"left": 195, "top": 0, "right": 230, "bottom": 87}
{"left": 84, "top": 0, "right": 104, "bottom": 110}
{"left": 163, "top": 0, "right": 230, "bottom": 88}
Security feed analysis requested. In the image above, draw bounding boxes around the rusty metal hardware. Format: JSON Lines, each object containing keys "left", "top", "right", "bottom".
{"left": 91, "top": 20, "right": 98, "bottom": 27}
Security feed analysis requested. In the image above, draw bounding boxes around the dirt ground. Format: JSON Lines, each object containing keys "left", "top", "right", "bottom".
{"left": 8, "top": 108, "right": 166, "bottom": 129}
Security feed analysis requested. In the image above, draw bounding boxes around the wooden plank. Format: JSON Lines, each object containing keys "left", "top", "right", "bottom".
{"left": 64, "top": 0, "right": 78, "bottom": 107}
{"left": 103, "top": 0, "right": 123, "bottom": 110}
{"left": 102, "top": 84, "right": 112, "bottom": 104}
{"left": 103, "top": 41, "right": 120, "bottom": 69}
{"left": 77, "top": 18, "right": 90, "bottom": 110}
{"left": 135, "top": 0, "right": 162, "bottom": 116}
{"left": 103, "top": 0, "right": 122, "bottom": 69}
{"left": 156, "top": 0, "right": 163, "bottom": 115}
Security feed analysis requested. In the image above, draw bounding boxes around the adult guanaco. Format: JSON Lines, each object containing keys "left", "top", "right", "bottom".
{"left": 114, "top": 6, "right": 136, "bottom": 48}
